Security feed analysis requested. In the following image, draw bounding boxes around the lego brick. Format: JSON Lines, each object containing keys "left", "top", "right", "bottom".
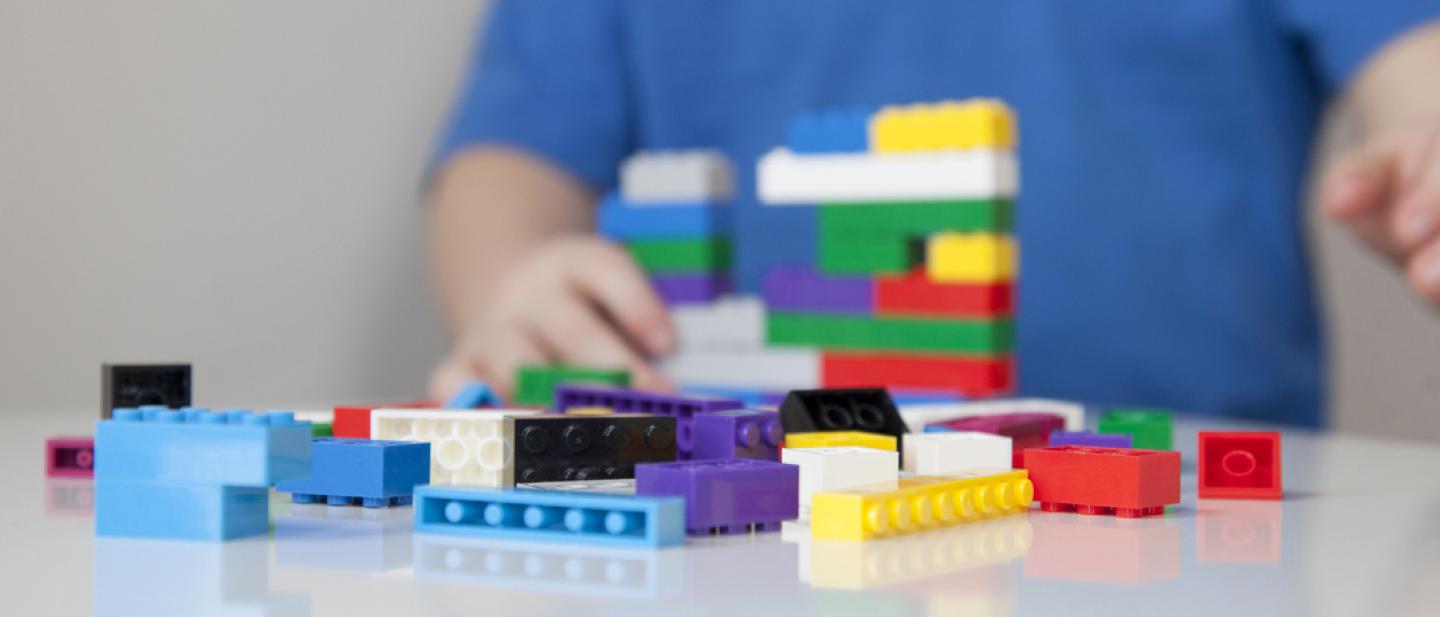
{"left": 1098, "top": 408, "right": 1174, "bottom": 450}
{"left": 810, "top": 469, "right": 1032, "bottom": 542}
{"left": 901, "top": 432, "right": 1012, "bottom": 475}
{"left": 370, "top": 409, "right": 540, "bottom": 488}
{"left": 869, "top": 99, "right": 1017, "bottom": 152}
{"left": 821, "top": 352, "right": 1014, "bottom": 396}
{"left": 552, "top": 385, "right": 742, "bottom": 458}
{"left": 333, "top": 400, "right": 438, "bottom": 439}
{"left": 806, "top": 516, "right": 1032, "bottom": 590}
{"left": 651, "top": 273, "right": 729, "bottom": 305}
{"left": 818, "top": 237, "right": 919, "bottom": 275}
{"left": 661, "top": 347, "right": 822, "bottom": 391}
{"left": 520, "top": 479, "right": 637, "bottom": 495}
{"left": 95, "top": 481, "right": 269, "bottom": 541}
{"left": 819, "top": 199, "right": 1014, "bottom": 237}
{"left": 781, "top": 446, "right": 898, "bottom": 522}
{"left": 898, "top": 398, "right": 1086, "bottom": 432}
{"left": 757, "top": 148, "right": 1018, "bottom": 205}
{"left": 785, "top": 431, "right": 896, "bottom": 451}
{"left": 925, "top": 232, "right": 1016, "bottom": 283}
{"left": 1198, "top": 431, "right": 1282, "bottom": 499}
{"left": 514, "top": 365, "right": 631, "bottom": 407}
{"left": 597, "top": 192, "right": 727, "bottom": 238}
{"left": 310, "top": 422, "right": 332, "bottom": 438}
{"left": 779, "top": 388, "right": 908, "bottom": 440}
{"left": 620, "top": 149, "right": 733, "bottom": 203}
{"left": 96, "top": 408, "right": 311, "bottom": 487}
{"left": 1025, "top": 446, "right": 1181, "bottom": 517}
{"left": 276, "top": 438, "right": 431, "bottom": 507}
{"left": 101, "top": 363, "right": 191, "bottom": 419}
{"left": 787, "top": 107, "right": 872, "bottom": 153}
{"left": 691, "top": 409, "right": 783, "bottom": 461}
{"left": 873, "top": 270, "right": 1013, "bottom": 317}
{"left": 564, "top": 406, "right": 615, "bottom": 416}
{"left": 414, "top": 485, "right": 686, "bottom": 549}
{"left": 768, "top": 312, "right": 1014, "bottom": 354}
{"left": 46, "top": 436, "right": 95, "bottom": 478}
{"left": 669, "top": 295, "right": 766, "bottom": 351}
{"left": 624, "top": 238, "right": 730, "bottom": 273}
{"left": 761, "top": 265, "right": 872, "bottom": 313}
{"left": 413, "top": 534, "right": 680, "bottom": 599}
{"left": 442, "top": 381, "right": 502, "bottom": 409}
{"left": 636, "top": 459, "right": 799, "bottom": 535}
{"left": 1050, "top": 431, "right": 1133, "bottom": 448}
{"left": 926, "top": 412, "right": 1064, "bottom": 467}
{"left": 509, "top": 414, "right": 677, "bottom": 483}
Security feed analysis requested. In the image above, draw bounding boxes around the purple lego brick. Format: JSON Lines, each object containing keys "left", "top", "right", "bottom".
{"left": 761, "top": 265, "right": 872, "bottom": 313}
{"left": 635, "top": 459, "right": 799, "bottom": 535}
{"left": 552, "top": 386, "right": 745, "bottom": 459}
{"left": 1048, "top": 431, "right": 1133, "bottom": 448}
{"left": 691, "top": 409, "right": 784, "bottom": 461}
{"left": 651, "top": 274, "right": 729, "bottom": 305}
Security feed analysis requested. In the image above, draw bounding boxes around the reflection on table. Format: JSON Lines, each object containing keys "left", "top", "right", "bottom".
{"left": 1022, "top": 511, "right": 1182, "bottom": 583}
{"left": 94, "top": 536, "right": 310, "bottom": 617}
{"left": 274, "top": 502, "right": 414, "bottom": 572}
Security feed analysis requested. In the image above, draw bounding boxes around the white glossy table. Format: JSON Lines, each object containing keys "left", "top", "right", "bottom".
{"left": 9, "top": 409, "right": 1440, "bottom": 617}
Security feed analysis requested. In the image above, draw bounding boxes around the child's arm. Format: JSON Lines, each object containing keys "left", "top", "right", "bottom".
{"left": 427, "top": 146, "right": 675, "bottom": 401}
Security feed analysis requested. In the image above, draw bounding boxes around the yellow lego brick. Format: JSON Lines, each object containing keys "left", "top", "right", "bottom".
{"left": 785, "top": 431, "right": 897, "bottom": 451}
{"left": 811, "top": 469, "right": 1032, "bottom": 542}
{"left": 870, "top": 99, "right": 1017, "bottom": 153}
{"left": 563, "top": 406, "right": 614, "bottom": 416}
{"left": 925, "top": 232, "right": 1015, "bottom": 283}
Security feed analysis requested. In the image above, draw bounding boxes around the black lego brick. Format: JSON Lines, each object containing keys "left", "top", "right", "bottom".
{"left": 101, "top": 363, "right": 192, "bottom": 419}
{"left": 778, "top": 388, "right": 910, "bottom": 439}
{"left": 510, "top": 414, "right": 677, "bottom": 483}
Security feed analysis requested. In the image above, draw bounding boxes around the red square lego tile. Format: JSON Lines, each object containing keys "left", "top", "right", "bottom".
{"left": 1198, "top": 431, "right": 1282, "bottom": 499}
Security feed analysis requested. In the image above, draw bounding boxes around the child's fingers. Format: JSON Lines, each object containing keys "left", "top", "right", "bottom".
{"left": 1390, "top": 131, "right": 1440, "bottom": 251}
{"left": 431, "top": 322, "right": 548, "bottom": 403}
{"left": 521, "top": 291, "right": 652, "bottom": 375}
{"left": 557, "top": 239, "right": 676, "bottom": 356}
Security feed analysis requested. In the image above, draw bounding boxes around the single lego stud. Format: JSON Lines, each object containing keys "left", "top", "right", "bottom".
{"left": 513, "top": 365, "right": 631, "bottom": 407}
{"left": 635, "top": 459, "right": 799, "bottom": 535}
{"left": 924, "top": 412, "right": 1063, "bottom": 467}
{"left": 869, "top": 99, "right": 1017, "bottom": 153}
{"left": 101, "top": 363, "right": 191, "bottom": 419}
{"left": 508, "top": 415, "right": 677, "bottom": 483}
{"left": 1097, "top": 408, "right": 1174, "bottom": 450}
{"left": 551, "top": 385, "right": 743, "bottom": 459}
{"left": 780, "top": 446, "right": 898, "bottom": 522}
{"left": 901, "top": 432, "right": 1012, "bottom": 474}
{"left": 767, "top": 312, "right": 1014, "bottom": 355}
{"left": 370, "top": 409, "right": 540, "bottom": 488}
{"left": 1197, "top": 432, "right": 1282, "bottom": 499}
{"left": 785, "top": 431, "right": 896, "bottom": 452}
{"left": 757, "top": 148, "right": 1018, "bottom": 204}
{"left": 810, "top": 469, "right": 1032, "bottom": 542}
{"left": 1049, "top": 431, "right": 1132, "bottom": 448}
{"left": 413, "top": 485, "right": 686, "bottom": 549}
{"left": 820, "top": 352, "right": 1014, "bottom": 397}
{"left": 46, "top": 437, "right": 96, "bottom": 478}
{"left": 899, "top": 398, "right": 1086, "bottom": 432}
{"left": 1025, "top": 446, "right": 1180, "bottom": 518}
{"left": 620, "top": 150, "right": 733, "bottom": 203}
{"left": 691, "top": 409, "right": 784, "bottom": 461}
{"left": 778, "top": 388, "right": 909, "bottom": 442}
{"left": 96, "top": 408, "right": 312, "bottom": 487}
{"left": 443, "top": 381, "right": 503, "bottom": 409}
{"left": 924, "top": 232, "right": 1015, "bottom": 284}
{"left": 787, "top": 107, "right": 873, "bottom": 153}
{"left": 276, "top": 438, "right": 431, "bottom": 507}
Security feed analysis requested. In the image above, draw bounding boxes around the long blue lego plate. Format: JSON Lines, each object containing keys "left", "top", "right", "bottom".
{"left": 414, "top": 486, "right": 685, "bottom": 549}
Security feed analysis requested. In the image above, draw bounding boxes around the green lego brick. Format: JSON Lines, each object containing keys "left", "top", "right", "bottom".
{"left": 819, "top": 199, "right": 1013, "bottom": 239}
{"left": 766, "top": 312, "right": 1013, "bottom": 354}
{"left": 1097, "top": 408, "right": 1174, "bottom": 450}
{"left": 818, "top": 238, "right": 922, "bottom": 276}
{"left": 311, "top": 422, "right": 332, "bottom": 438}
{"left": 625, "top": 238, "right": 730, "bottom": 273}
{"left": 514, "top": 365, "right": 632, "bottom": 407}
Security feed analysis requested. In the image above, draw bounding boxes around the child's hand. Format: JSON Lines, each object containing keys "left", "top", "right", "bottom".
{"left": 428, "top": 234, "right": 677, "bottom": 402}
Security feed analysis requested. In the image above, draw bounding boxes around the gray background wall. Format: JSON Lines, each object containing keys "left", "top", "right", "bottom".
{"left": 1, "top": 1, "right": 1436, "bottom": 439}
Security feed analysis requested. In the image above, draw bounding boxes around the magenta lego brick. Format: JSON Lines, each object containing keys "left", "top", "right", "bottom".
{"left": 761, "top": 264, "right": 872, "bottom": 313}
{"left": 928, "top": 411, "right": 1066, "bottom": 466}
{"left": 47, "top": 436, "right": 96, "bottom": 478}
{"left": 552, "top": 386, "right": 744, "bottom": 459}
{"left": 691, "top": 409, "right": 784, "bottom": 461}
{"left": 650, "top": 273, "right": 729, "bottom": 305}
{"left": 1049, "top": 431, "right": 1133, "bottom": 448}
{"left": 635, "top": 459, "right": 799, "bottom": 535}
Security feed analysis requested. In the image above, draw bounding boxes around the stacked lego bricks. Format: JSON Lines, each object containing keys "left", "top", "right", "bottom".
{"left": 600, "top": 151, "right": 733, "bottom": 305}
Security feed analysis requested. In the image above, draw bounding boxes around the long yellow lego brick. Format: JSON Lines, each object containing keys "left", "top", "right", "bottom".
{"left": 811, "top": 469, "right": 1032, "bottom": 542}
{"left": 926, "top": 232, "right": 1016, "bottom": 283}
{"left": 870, "top": 99, "right": 1017, "bottom": 153}
{"left": 785, "top": 431, "right": 897, "bottom": 451}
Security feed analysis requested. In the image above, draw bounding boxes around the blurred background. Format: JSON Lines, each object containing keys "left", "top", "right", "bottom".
{"left": 2, "top": 0, "right": 1436, "bottom": 440}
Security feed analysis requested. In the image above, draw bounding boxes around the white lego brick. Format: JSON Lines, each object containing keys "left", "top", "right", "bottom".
{"left": 370, "top": 409, "right": 540, "bottom": 488}
{"left": 620, "top": 150, "right": 733, "bottom": 203}
{"left": 670, "top": 295, "right": 766, "bottom": 351}
{"left": 899, "top": 398, "right": 1086, "bottom": 432}
{"left": 757, "top": 147, "right": 1018, "bottom": 204}
{"left": 781, "top": 446, "right": 898, "bottom": 522}
{"left": 901, "top": 432, "right": 1013, "bottom": 475}
{"left": 292, "top": 409, "right": 334, "bottom": 424}
{"left": 661, "top": 347, "right": 821, "bottom": 391}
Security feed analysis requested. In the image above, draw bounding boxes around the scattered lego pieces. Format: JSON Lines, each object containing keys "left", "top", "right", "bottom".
{"left": 1198, "top": 431, "right": 1282, "bottom": 499}
{"left": 101, "top": 363, "right": 191, "bottom": 419}
{"left": 1025, "top": 446, "right": 1180, "bottom": 518}
{"left": 370, "top": 408, "right": 540, "bottom": 488}
{"left": 413, "top": 485, "right": 686, "bottom": 549}
{"left": 46, "top": 436, "right": 95, "bottom": 478}
{"left": 785, "top": 430, "right": 897, "bottom": 451}
{"left": 810, "top": 469, "right": 1032, "bottom": 542}
{"left": 510, "top": 415, "right": 677, "bottom": 483}
{"left": 781, "top": 446, "right": 898, "bottom": 521}
{"left": 514, "top": 365, "right": 631, "bottom": 407}
{"left": 901, "top": 432, "right": 1012, "bottom": 475}
{"left": 778, "top": 388, "right": 909, "bottom": 443}
{"left": 552, "top": 385, "right": 742, "bottom": 459}
{"left": 636, "top": 459, "right": 799, "bottom": 535}
{"left": 276, "top": 438, "right": 430, "bottom": 507}
{"left": 1098, "top": 408, "right": 1174, "bottom": 450}
{"left": 691, "top": 409, "right": 783, "bottom": 461}
{"left": 443, "top": 381, "right": 502, "bottom": 409}
{"left": 1049, "top": 431, "right": 1132, "bottom": 448}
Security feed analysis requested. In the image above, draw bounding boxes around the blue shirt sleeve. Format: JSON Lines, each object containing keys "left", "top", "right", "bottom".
{"left": 1275, "top": 0, "right": 1440, "bottom": 92}
{"left": 432, "top": 0, "right": 632, "bottom": 190}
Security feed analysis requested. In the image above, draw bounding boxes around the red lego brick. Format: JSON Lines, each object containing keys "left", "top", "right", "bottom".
{"left": 1198, "top": 431, "right": 1282, "bottom": 499}
{"left": 333, "top": 401, "right": 437, "bottom": 439}
{"left": 873, "top": 269, "right": 1013, "bottom": 317}
{"left": 1025, "top": 446, "right": 1180, "bottom": 518}
{"left": 820, "top": 352, "right": 1013, "bottom": 396}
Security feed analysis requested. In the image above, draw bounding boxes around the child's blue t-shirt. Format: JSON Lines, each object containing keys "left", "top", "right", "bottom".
{"left": 434, "top": 0, "right": 1440, "bottom": 426}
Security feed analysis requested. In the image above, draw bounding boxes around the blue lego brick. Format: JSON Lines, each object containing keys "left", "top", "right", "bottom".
{"left": 96, "top": 408, "right": 311, "bottom": 487}
{"left": 786, "top": 107, "right": 874, "bottom": 154}
{"left": 442, "top": 381, "right": 503, "bottom": 409}
{"left": 95, "top": 481, "right": 269, "bottom": 541}
{"left": 276, "top": 438, "right": 430, "bottom": 507}
{"left": 414, "top": 485, "right": 685, "bottom": 549}
{"left": 596, "top": 192, "right": 728, "bottom": 239}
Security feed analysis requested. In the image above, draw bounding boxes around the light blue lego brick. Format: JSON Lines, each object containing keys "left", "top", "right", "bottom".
{"left": 414, "top": 485, "right": 685, "bottom": 549}
{"left": 95, "top": 480, "right": 269, "bottom": 541}
{"left": 96, "top": 408, "right": 311, "bottom": 487}
{"left": 596, "top": 193, "right": 728, "bottom": 239}
{"left": 786, "top": 107, "right": 874, "bottom": 154}
{"left": 442, "top": 381, "right": 503, "bottom": 409}
{"left": 276, "top": 438, "right": 429, "bottom": 506}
